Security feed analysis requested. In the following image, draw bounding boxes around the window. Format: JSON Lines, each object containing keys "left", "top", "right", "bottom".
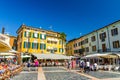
{"left": 26, "top": 32, "right": 31, "bottom": 37}
{"left": 99, "top": 32, "right": 106, "bottom": 39}
{"left": 54, "top": 42, "right": 57, "bottom": 44}
{"left": 47, "top": 41, "right": 50, "bottom": 43}
{"left": 23, "top": 42, "right": 31, "bottom": 48}
{"left": 91, "top": 36, "right": 96, "bottom": 42}
{"left": 74, "top": 44, "right": 76, "bottom": 48}
{"left": 24, "top": 31, "right": 31, "bottom": 37}
{"left": 78, "top": 42, "right": 81, "bottom": 46}
{"left": 113, "top": 40, "right": 120, "bottom": 48}
{"left": 32, "top": 43, "right": 38, "bottom": 49}
{"left": 81, "top": 41, "right": 84, "bottom": 45}
{"left": 24, "top": 31, "right": 26, "bottom": 37}
{"left": 40, "top": 43, "right": 46, "bottom": 50}
{"left": 59, "top": 48, "right": 63, "bottom": 53}
{"left": 85, "top": 47, "right": 89, "bottom": 52}
{"left": 40, "top": 34, "right": 46, "bottom": 39}
{"left": 75, "top": 43, "right": 77, "bottom": 47}
{"left": 54, "top": 48, "right": 57, "bottom": 52}
{"left": 74, "top": 43, "right": 77, "bottom": 48}
{"left": 92, "top": 45, "right": 96, "bottom": 51}
{"left": 111, "top": 28, "right": 118, "bottom": 36}
{"left": 59, "top": 40, "right": 62, "bottom": 44}
{"left": 33, "top": 33, "right": 39, "bottom": 38}
{"left": 85, "top": 38, "right": 88, "bottom": 44}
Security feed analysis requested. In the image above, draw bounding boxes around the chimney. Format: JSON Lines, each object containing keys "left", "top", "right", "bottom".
{"left": 2, "top": 27, "right": 5, "bottom": 34}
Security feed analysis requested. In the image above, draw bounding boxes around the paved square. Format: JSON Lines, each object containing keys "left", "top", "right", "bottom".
{"left": 43, "top": 67, "right": 91, "bottom": 80}
{"left": 12, "top": 71, "right": 38, "bottom": 80}
{"left": 85, "top": 71, "right": 120, "bottom": 79}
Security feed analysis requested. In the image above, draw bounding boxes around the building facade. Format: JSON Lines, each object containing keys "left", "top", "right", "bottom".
{"left": 0, "top": 33, "right": 11, "bottom": 52}
{"left": 7, "top": 35, "right": 17, "bottom": 50}
{"left": 67, "top": 20, "right": 120, "bottom": 56}
{"left": 66, "top": 39, "right": 76, "bottom": 56}
{"left": 16, "top": 24, "right": 66, "bottom": 54}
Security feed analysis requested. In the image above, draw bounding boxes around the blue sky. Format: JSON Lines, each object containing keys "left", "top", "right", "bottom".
{"left": 0, "top": 0, "right": 120, "bottom": 41}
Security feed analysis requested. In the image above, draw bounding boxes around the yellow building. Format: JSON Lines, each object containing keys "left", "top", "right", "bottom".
{"left": 66, "top": 39, "right": 76, "bottom": 56}
{"left": 6, "top": 35, "right": 17, "bottom": 50}
{"left": 16, "top": 24, "right": 66, "bottom": 55}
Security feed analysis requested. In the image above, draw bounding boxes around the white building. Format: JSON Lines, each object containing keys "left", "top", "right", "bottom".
{"left": 72, "top": 20, "right": 120, "bottom": 56}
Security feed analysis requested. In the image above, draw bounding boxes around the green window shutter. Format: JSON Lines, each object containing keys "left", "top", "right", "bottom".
{"left": 38, "top": 33, "right": 39, "bottom": 38}
{"left": 24, "top": 42, "right": 25, "bottom": 48}
{"left": 37, "top": 43, "right": 39, "bottom": 49}
{"left": 40, "top": 34, "right": 42, "bottom": 39}
{"left": 44, "top": 44, "right": 46, "bottom": 50}
{"left": 28, "top": 42, "right": 30, "bottom": 48}
{"left": 40, "top": 43, "right": 42, "bottom": 49}
{"left": 29, "top": 32, "right": 31, "bottom": 38}
{"left": 33, "top": 33, "right": 34, "bottom": 38}
{"left": 32, "top": 43, "right": 34, "bottom": 49}
{"left": 24, "top": 31, "right": 26, "bottom": 37}
{"left": 44, "top": 35, "right": 46, "bottom": 39}
{"left": 59, "top": 48, "right": 60, "bottom": 52}
{"left": 62, "top": 49, "right": 64, "bottom": 52}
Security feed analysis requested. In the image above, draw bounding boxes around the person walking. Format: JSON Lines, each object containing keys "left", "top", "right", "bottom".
{"left": 85, "top": 60, "right": 90, "bottom": 73}
{"left": 27, "top": 59, "right": 31, "bottom": 71}
{"left": 34, "top": 59, "right": 39, "bottom": 71}
{"left": 79, "top": 60, "right": 85, "bottom": 73}
{"left": 67, "top": 60, "right": 71, "bottom": 70}
{"left": 93, "top": 62, "right": 97, "bottom": 71}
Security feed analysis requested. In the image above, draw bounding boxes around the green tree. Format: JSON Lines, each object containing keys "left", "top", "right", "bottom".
{"left": 60, "top": 32, "right": 67, "bottom": 54}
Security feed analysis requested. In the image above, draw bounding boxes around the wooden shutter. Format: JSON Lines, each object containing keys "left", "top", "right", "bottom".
{"left": 37, "top": 33, "right": 39, "bottom": 38}
{"left": 32, "top": 43, "right": 34, "bottom": 49}
{"left": 62, "top": 48, "right": 64, "bottom": 52}
{"left": 37, "top": 43, "right": 39, "bottom": 49}
{"left": 40, "top": 34, "right": 42, "bottom": 39}
{"left": 40, "top": 43, "right": 42, "bottom": 49}
{"left": 24, "top": 42, "right": 25, "bottom": 48}
{"left": 33, "top": 33, "right": 34, "bottom": 38}
{"left": 44, "top": 44, "right": 46, "bottom": 50}
{"left": 28, "top": 42, "right": 30, "bottom": 48}
{"left": 24, "top": 31, "right": 26, "bottom": 37}
{"left": 29, "top": 32, "right": 31, "bottom": 38}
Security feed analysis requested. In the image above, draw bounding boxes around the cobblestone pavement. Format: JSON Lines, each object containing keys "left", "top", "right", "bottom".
{"left": 43, "top": 67, "right": 66, "bottom": 71}
{"left": 43, "top": 67, "right": 91, "bottom": 80}
{"left": 69, "top": 67, "right": 120, "bottom": 79}
{"left": 85, "top": 71, "right": 120, "bottom": 79}
{"left": 11, "top": 71, "right": 38, "bottom": 80}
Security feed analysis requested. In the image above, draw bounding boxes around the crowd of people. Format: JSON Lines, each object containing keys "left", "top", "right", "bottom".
{"left": 0, "top": 58, "right": 22, "bottom": 79}
{"left": 67, "top": 59, "right": 98, "bottom": 73}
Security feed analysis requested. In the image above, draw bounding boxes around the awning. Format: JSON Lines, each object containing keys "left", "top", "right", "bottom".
{"left": 82, "top": 52, "right": 120, "bottom": 59}
{"left": 9, "top": 49, "right": 19, "bottom": 53}
{"left": 32, "top": 53, "right": 70, "bottom": 60}
{"left": 0, "top": 42, "right": 11, "bottom": 52}
{"left": 21, "top": 55, "right": 31, "bottom": 58}
{"left": 82, "top": 53, "right": 107, "bottom": 58}
{"left": 0, "top": 53, "right": 16, "bottom": 56}
{"left": 0, "top": 33, "right": 11, "bottom": 52}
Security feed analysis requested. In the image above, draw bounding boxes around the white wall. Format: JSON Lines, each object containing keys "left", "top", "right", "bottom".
{"left": 108, "top": 22, "right": 120, "bottom": 52}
